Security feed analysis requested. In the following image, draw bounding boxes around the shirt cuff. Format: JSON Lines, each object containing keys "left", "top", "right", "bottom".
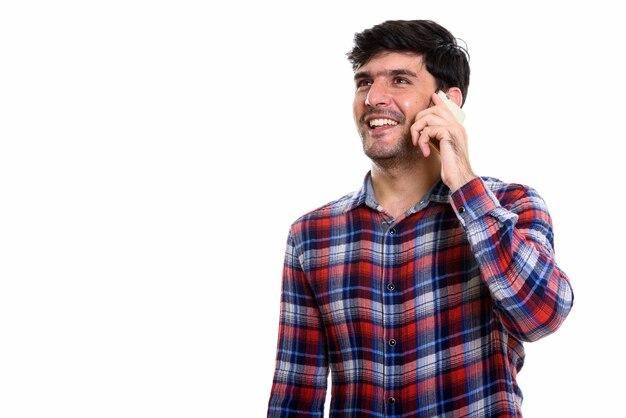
{"left": 450, "top": 177, "right": 500, "bottom": 227}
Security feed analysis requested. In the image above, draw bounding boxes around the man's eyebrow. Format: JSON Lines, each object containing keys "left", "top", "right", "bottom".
{"left": 354, "top": 69, "right": 418, "bottom": 80}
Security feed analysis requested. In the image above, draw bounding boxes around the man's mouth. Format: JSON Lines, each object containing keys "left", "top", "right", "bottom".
{"left": 361, "top": 110, "right": 404, "bottom": 132}
{"left": 368, "top": 118, "right": 399, "bottom": 129}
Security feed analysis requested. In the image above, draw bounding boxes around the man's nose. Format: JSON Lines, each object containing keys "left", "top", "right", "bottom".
{"left": 365, "top": 81, "right": 390, "bottom": 107}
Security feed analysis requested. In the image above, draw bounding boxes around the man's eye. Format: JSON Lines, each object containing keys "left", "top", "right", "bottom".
{"left": 394, "top": 77, "right": 409, "bottom": 84}
{"left": 356, "top": 80, "right": 372, "bottom": 88}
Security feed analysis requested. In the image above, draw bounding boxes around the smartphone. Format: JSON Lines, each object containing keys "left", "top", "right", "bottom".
{"left": 436, "top": 90, "right": 465, "bottom": 124}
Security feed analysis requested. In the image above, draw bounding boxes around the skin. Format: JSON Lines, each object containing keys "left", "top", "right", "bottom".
{"left": 353, "top": 51, "right": 476, "bottom": 219}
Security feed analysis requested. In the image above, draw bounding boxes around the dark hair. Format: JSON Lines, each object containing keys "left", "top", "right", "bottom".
{"left": 347, "top": 20, "right": 470, "bottom": 105}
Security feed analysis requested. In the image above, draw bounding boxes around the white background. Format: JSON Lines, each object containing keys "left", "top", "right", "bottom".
{"left": 1, "top": 1, "right": 623, "bottom": 417}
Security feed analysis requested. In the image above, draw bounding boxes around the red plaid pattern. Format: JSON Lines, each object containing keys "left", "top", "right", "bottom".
{"left": 268, "top": 175, "right": 573, "bottom": 417}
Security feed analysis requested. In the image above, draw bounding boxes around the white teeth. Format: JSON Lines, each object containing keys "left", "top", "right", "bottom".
{"left": 369, "top": 118, "right": 398, "bottom": 128}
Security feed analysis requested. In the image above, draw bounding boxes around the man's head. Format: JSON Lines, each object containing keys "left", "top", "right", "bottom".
{"left": 348, "top": 20, "right": 470, "bottom": 166}
{"left": 347, "top": 20, "right": 469, "bottom": 105}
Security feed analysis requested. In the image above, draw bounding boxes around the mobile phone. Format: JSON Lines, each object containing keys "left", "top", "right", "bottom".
{"left": 436, "top": 90, "right": 465, "bottom": 124}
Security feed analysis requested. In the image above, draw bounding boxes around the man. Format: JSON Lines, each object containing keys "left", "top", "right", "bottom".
{"left": 267, "top": 19, "right": 573, "bottom": 418}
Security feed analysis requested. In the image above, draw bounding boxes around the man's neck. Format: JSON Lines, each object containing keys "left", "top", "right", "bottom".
{"left": 370, "top": 158, "right": 441, "bottom": 219}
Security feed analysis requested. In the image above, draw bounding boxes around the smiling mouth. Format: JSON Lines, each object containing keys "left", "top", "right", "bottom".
{"left": 368, "top": 118, "right": 399, "bottom": 129}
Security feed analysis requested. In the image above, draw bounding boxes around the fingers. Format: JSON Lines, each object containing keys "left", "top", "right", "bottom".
{"left": 413, "top": 126, "right": 442, "bottom": 158}
{"left": 411, "top": 123, "right": 428, "bottom": 156}
{"left": 410, "top": 111, "right": 436, "bottom": 156}
{"left": 411, "top": 110, "right": 448, "bottom": 157}
{"left": 419, "top": 132, "right": 432, "bottom": 157}
{"left": 430, "top": 90, "right": 445, "bottom": 106}
{"left": 411, "top": 94, "right": 464, "bottom": 158}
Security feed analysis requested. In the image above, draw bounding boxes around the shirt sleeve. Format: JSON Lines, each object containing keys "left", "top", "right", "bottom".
{"left": 450, "top": 177, "right": 574, "bottom": 342}
{"left": 267, "top": 230, "right": 329, "bottom": 417}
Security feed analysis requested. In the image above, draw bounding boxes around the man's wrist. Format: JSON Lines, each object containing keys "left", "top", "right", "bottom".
{"left": 448, "top": 174, "right": 477, "bottom": 193}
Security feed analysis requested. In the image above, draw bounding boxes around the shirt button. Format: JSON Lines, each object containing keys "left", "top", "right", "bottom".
{"left": 388, "top": 397, "right": 396, "bottom": 404}
{"left": 386, "top": 283, "right": 395, "bottom": 291}
{"left": 388, "top": 339, "right": 397, "bottom": 347}
{"left": 389, "top": 228, "right": 396, "bottom": 235}
{"left": 458, "top": 206, "right": 466, "bottom": 214}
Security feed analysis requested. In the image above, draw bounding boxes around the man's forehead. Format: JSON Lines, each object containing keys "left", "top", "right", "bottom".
{"left": 355, "top": 51, "right": 426, "bottom": 74}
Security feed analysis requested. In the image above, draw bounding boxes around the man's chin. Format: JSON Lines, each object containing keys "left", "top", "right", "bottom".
{"left": 363, "top": 139, "right": 410, "bottom": 158}
{"left": 363, "top": 143, "right": 424, "bottom": 167}
{"left": 364, "top": 148, "right": 402, "bottom": 163}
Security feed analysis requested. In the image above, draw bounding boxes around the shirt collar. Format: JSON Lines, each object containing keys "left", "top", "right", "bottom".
{"left": 341, "top": 171, "right": 452, "bottom": 214}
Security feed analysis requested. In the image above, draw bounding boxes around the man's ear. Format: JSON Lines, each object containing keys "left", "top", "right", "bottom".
{"left": 445, "top": 87, "right": 463, "bottom": 107}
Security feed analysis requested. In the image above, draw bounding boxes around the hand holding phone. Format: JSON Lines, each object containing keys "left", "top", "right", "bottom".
{"left": 426, "top": 90, "right": 475, "bottom": 191}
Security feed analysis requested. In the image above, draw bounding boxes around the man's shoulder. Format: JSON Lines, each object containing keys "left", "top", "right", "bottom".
{"left": 482, "top": 176, "right": 527, "bottom": 192}
{"left": 292, "top": 189, "right": 360, "bottom": 226}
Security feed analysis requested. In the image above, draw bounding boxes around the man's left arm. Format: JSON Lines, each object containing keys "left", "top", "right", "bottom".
{"left": 413, "top": 92, "right": 573, "bottom": 340}
{"left": 450, "top": 178, "right": 574, "bottom": 342}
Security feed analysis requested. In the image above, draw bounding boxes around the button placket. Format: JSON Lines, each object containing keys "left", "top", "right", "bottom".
{"left": 382, "top": 220, "right": 399, "bottom": 413}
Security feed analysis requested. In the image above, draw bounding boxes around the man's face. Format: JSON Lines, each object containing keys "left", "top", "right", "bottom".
{"left": 353, "top": 51, "right": 437, "bottom": 163}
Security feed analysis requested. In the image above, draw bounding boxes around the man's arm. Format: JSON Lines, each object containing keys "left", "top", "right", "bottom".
{"left": 450, "top": 178, "right": 574, "bottom": 342}
{"left": 267, "top": 230, "right": 329, "bottom": 417}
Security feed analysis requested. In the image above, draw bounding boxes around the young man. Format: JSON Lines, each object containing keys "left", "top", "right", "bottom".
{"left": 267, "top": 20, "right": 573, "bottom": 418}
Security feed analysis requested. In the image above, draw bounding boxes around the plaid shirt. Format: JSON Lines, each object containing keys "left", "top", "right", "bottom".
{"left": 268, "top": 174, "right": 573, "bottom": 418}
